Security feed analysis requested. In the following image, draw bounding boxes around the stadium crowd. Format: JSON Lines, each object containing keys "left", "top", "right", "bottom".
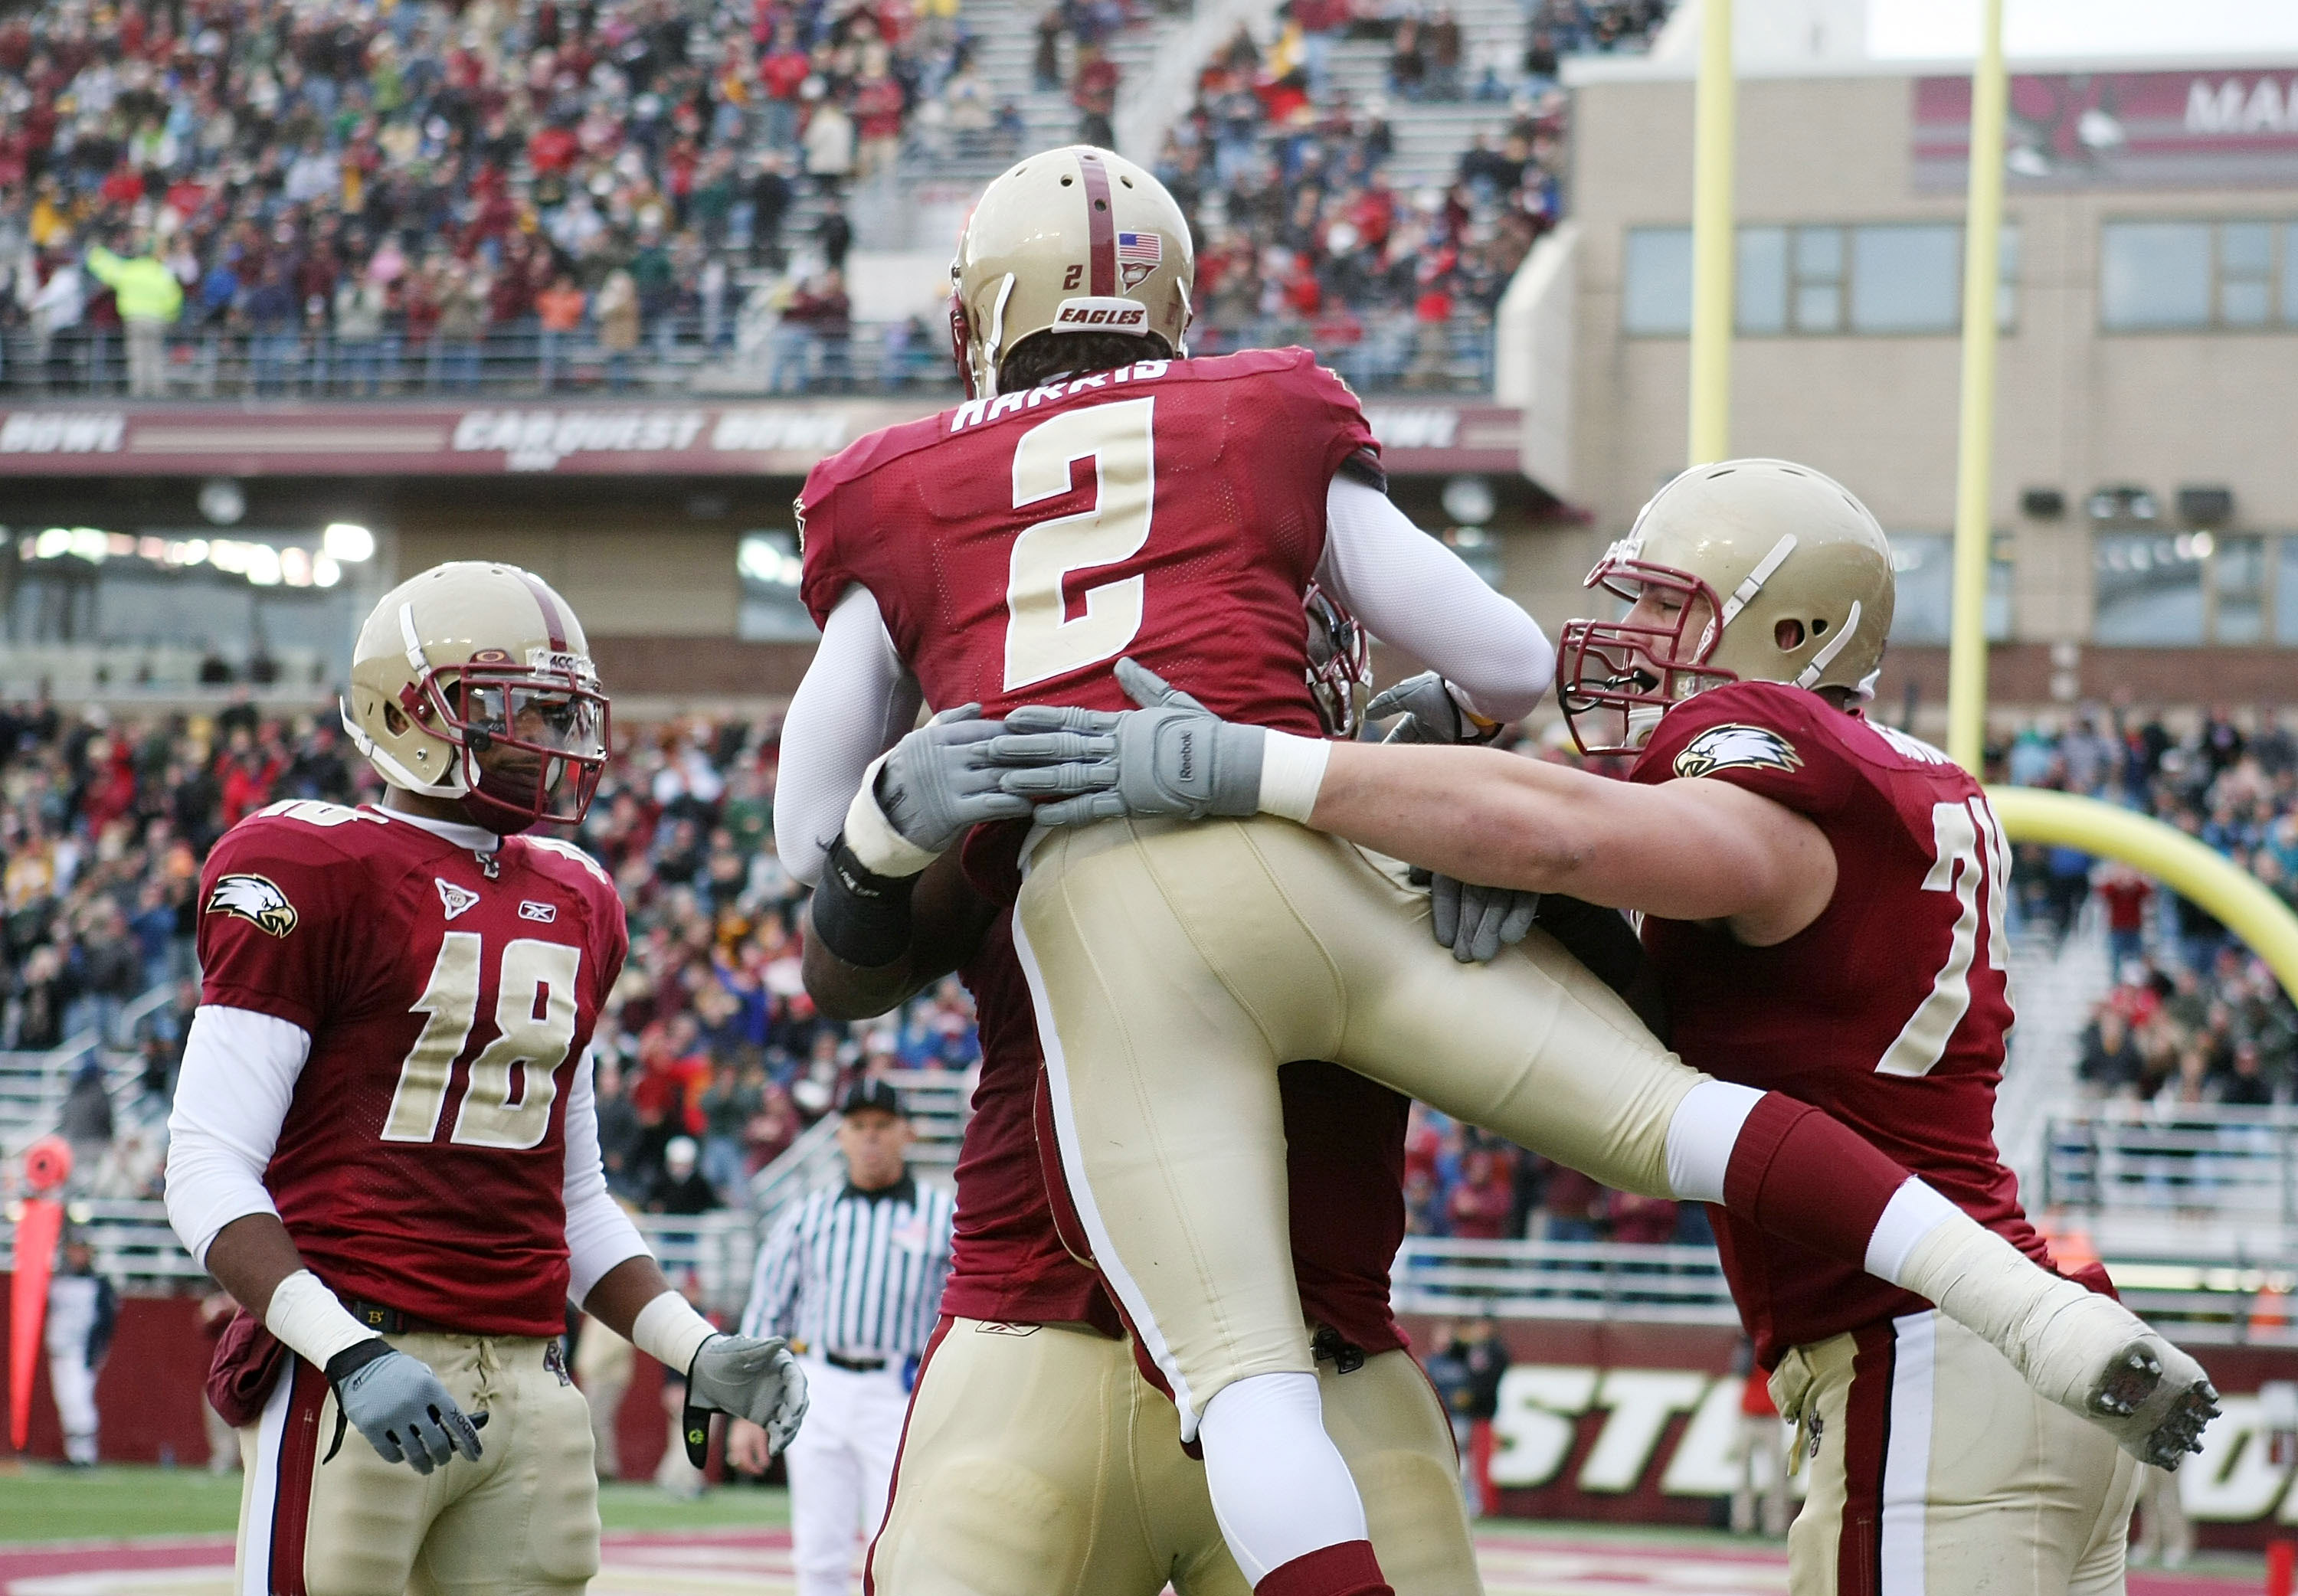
{"left": 0, "top": 698, "right": 984, "bottom": 1209}
{"left": 0, "top": 0, "right": 1678, "bottom": 397}
{"left": 1989, "top": 705, "right": 2298, "bottom": 1110}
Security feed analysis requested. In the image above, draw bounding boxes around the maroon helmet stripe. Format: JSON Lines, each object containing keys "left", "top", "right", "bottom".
{"left": 516, "top": 571, "right": 569, "bottom": 653}
{"left": 1078, "top": 151, "right": 1117, "bottom": 297}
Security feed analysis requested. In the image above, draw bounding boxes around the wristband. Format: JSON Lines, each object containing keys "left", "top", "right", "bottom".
{"left": 843, "top": 752, "right": 941, "bottom": 878}
{"left": 264, "top": 1269, "right": 379, "bottom": 1369}
{"left": 632, "top": 1289, "right": 719, "bottom": 1376}
{"left": 1257, "top": 731, "right": 1332, "bottom": 823}
{"left": 810, "top": 835, "right": 918, "bottom": 968}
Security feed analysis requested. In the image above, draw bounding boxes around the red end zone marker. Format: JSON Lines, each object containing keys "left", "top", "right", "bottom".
{"left": 8, "top": 1136, "right": 71, "bottom": 1451}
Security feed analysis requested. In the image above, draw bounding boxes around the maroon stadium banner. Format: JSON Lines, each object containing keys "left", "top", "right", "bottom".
{"left": 1396, "top": 1314, "right": 2298, "bottom": 1551}
{"left": 0, "top": 399, "right": 1523, "bottom": 479}
{"left": 1914, "top": 67, "right": 2298, "bottom": 189}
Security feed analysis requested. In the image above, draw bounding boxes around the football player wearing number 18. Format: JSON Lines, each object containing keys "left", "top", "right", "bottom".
{"left": 1000, "top": 462, "right": 2221, "bottom": 1596}
{"left": 163, "top": 562, "right": 807, "bottom": 1596}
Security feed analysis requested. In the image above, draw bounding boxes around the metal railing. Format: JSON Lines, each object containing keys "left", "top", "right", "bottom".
{"left": 2038, "top": 1104, "right": 2298, "bottom": 1224}
{"left": 0, "top": 306, "right": 1497, "bottom": 402}
{"left": 11, "top": 1198, "right": 2290, "bottom": 1347}
{"left": 0, "top": 985, "right": 177, "bottom": 1159}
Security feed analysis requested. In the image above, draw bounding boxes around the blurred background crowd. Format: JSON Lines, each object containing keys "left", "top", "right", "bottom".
{"left": 0, "top": 0, "right": 1674, "bottom": 396}
{"left": 0, "top": 698, "right": 984, "bottom": 1209}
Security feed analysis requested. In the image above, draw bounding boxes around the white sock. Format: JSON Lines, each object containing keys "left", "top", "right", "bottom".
{"left": 1884, "top": 1191, "right": 2133, "bottom": 1408}
{"left": 1197, "top": 1371, "right": 1369, "bottom": 1585}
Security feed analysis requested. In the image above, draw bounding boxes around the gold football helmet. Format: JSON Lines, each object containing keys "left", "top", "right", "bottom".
{"left": 342, "top": 561, "right": 610, "bottom": 832}
{"left": 1557, "top": 459, "right": 1897, "bottom": 755}
{"left": 949, "top": 145, "right": 1194, "bottom": 398}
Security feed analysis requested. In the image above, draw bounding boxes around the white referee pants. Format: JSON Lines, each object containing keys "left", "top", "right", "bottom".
{"left": 45, "top": 1277, "right": 100, "bottom": 1465}
{"left": 787, "top": 1357, "right": 911, "bottom": 1596}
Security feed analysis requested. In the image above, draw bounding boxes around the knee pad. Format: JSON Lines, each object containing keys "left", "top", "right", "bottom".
{"left": 876, "top": 1459, "right": 1091, "bottom": 1595}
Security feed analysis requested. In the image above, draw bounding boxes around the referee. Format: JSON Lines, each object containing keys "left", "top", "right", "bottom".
{"left": 732, "top": 1080, "right": 953, "bottom": 1596}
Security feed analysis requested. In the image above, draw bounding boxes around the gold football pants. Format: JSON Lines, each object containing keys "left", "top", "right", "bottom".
{"left": 867, "top": 1317, "right": 1479, "bottom": 1595}
{"left": 1013, "top": 814, "right": 1697, "bottom": 1431}
{"left": 1774, "top": 1310, "right": 2139, "bottom": 1595}
{"left": 235, "top": 1331, "right": 600, "bottom": 1596}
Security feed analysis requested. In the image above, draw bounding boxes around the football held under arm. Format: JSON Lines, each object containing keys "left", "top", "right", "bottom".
{"left": 1315, "top": 475, "right": 1554, "bottom": 723}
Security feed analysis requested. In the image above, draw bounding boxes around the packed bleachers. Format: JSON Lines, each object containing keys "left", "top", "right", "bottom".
{"left": 0, "top": 0, "right": 1674, "bottom": 397}
{"left": 0, "top": 702, "right": 983, "bottom": 1212}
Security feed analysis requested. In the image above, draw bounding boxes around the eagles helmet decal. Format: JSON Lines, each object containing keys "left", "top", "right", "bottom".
{"left": 207, "top": 874, "right": 300, "bottom": 937}
{"left": 1673, "top": 724, "right": 1803, "bottom": 780}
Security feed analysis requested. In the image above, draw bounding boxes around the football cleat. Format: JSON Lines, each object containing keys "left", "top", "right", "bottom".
{"left": 2017, "top": 1287, "right": 2219, "bottom": 1469}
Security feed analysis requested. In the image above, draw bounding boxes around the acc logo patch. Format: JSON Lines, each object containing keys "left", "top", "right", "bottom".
{"left": 1673, "top": 724, "right": 1802, "bottom": 780}
{"left": 437, "top": 878, "right": 481, "bottom": 920}
{"left": 207, "top": 874, "right": 298, "bottom": 937}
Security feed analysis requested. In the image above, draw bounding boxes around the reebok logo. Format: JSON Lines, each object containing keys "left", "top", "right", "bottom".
{"left": 1177, "top": 730, "right": 1195, "bottom": 781}
{"left": 519, "top": 900, "right": 558, "bottom": 923}
{"left": 437, "top": 878, "right": 480, "bottom": 920}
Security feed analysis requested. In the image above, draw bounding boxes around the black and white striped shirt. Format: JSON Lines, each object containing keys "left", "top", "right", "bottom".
{"left": 740, "top": 1172, "right": 954, "bottom": 1362}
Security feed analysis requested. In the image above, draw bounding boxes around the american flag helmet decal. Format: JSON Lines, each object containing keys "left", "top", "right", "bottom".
{"left": 1116, "top": 231, "right": 1163, "bottom": 287}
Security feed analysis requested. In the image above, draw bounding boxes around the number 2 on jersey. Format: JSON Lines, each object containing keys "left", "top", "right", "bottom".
{"left": 383, "top": 933, "right": 582, "bottom": 1149}
{"left": 1877, "top": 797, "right": 2012, "bottom": 1078}
{"left": 1003, "top": 397, "right": 1157, "bottom": 691}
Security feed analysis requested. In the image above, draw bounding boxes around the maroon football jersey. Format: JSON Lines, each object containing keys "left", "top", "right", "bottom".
{"left": 198, "top": 800, "right": 627, "bottom": 1336}
{"left": 1630, "top": 682, "right": 2059, "bottom": 1365}
{"left": 797, "top": 348, "right": 1377, "bottom": 736}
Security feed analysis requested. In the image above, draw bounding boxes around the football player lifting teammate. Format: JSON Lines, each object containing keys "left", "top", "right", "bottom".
{"left": 776, "top": 596, "right": 1491, "bottom": 1594}
{"left": 164, "top": 563, "right": 807, "bottom": 1596}
{"left": 784, "top": 146, "right": 2208, "bottom": 1596}
{"left": 1000, "top": 461, "right": 2221, "bottom": 1595}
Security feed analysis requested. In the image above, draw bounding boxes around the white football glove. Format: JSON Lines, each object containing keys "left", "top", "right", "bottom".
{"left": 689, "top": 1334, "right": 809, "bottom": 1457}
{"left": 1377, "top": 672, "right": 1534, "bottom": 964}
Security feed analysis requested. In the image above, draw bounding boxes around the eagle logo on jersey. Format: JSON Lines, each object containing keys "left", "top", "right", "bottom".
{"left": 206, "top": 874, "right": 298, "bottom": 938}
{"left": 1673, "top": 724, "right": 1803, "bottom": 780}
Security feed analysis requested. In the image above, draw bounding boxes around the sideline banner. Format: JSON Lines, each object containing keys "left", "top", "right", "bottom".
{"left": 1397, "top": 1314, "right": 2298, "bottom": 1550}
{"left": 0, "top": 399, "right": 1524, "bottom": 479}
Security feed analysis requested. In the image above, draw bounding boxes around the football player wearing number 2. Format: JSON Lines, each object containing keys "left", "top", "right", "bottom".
{"left": 791, "top": 147, "right": 2214, "bottom": 1596}
{"left": 163, "top": 562, "right": 807, "bottom": 1596}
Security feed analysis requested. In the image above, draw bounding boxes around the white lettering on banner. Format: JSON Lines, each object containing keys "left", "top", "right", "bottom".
{"left": 452, "top": 410, "right": 709, "bottom": 470}
{"left": 1488, "top": 1365, "right": 1599, "bottom": 1488}
{"left": 2185, "top": 1396, "right": 2293, "bottom": 1522}
{"left": 1363, "top": 407, "right": 1460, "bottom": 451}
{"left": 711, "top": 410, "right": 852, "bottom": 454}
{"left": 2186, "top": 77, "right": 2298, "bottom": 136}
{"left": 1658, "top": 1376, "right": 1762, "bottom": 1496}
{"left": 1577, "top": 1369, "right": 1710, "bottom": 1493}
{"left": 0, "top": 412, "right": 126, "bottom": 453}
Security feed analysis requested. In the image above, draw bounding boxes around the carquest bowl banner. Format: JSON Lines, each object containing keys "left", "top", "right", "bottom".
{"left": 0, "top": 399, "right": 1523, "bottom": 479}
{"left": 1399, "top": 1316, "right": 2298, "bottom": 1552}
{"left": 1915, "top": 67, "right": 2298, "bottom": 188}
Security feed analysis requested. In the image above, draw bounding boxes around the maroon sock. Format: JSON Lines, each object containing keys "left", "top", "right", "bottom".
{"left": 1255, "top": 1540, "right": 1393, "bottom": 1596}
{"left": 1721, "top": 1093, "right": 1913, "bottom": 1266}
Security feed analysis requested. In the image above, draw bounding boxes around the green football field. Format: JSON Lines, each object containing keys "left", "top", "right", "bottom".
{"left": 0, "top": 1464, "right": 791, "bottom": 1543}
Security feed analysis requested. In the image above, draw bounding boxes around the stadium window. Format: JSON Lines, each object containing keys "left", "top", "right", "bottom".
{"left": 1622, "top": 227, "right": 1694, "bottom": 335}
{"left": 2099, "top": 219, "right": 2298, "bottom": 331}
{"left": 2214, "top": 534, "right": 2267, "bottom": 643}
{"left": 736, "top": 529, "right": 817, "bottom": 642}
{"left": 2280, "top": 538, "right": 2298, "bottom": 643}
{"left": 2092, "top": 532, "right": 2208, "bottom": 645}
{"left": 1886, "top": 532, "right": 2012, "bottom": 645}
{"left": 1629, "top": 223, "right": 2018, "bottom": 336}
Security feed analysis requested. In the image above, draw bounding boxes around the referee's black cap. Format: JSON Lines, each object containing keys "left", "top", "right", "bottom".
{"left": 840, "top": 1078, "right": 905, "bottom": 1118}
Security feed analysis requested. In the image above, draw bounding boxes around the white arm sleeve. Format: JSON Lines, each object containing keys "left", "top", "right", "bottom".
{"left": 562, "top": 1048, "right": 651, "bottom": 1305}
{"left": 1316, "top": 475, "right": 1557, "bottom": 722}
{"left": 163, "top": 1006, "right": 309, "bottom": 1266}
{"left": 773, "top": 583, "right": 925, "bottom": 888}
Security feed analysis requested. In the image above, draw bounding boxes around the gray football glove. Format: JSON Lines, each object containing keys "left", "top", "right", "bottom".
{"left": 873, "top": 705, "right": 1038, "bottom": 856}
{"left": 325, "top": 1340, "right": 484, "bottom": 1474}
{"left": 997, "top": 658, "right": 1266, "bottom": 826}
{"left": 1367, "top": 671, "right": 1503, "bottom": 747}
{"left": 1377, "top": 672, "right": 1534, "bottom": 963}
{"left": 1429, "top": 872, "right": 1540, "bottom": 965}
{"left": 687, "top": 1334, "right": 809, "bottom": 1459}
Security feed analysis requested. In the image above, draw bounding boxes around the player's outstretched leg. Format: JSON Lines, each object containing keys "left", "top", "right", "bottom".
{"left": 1268, "top": 820, "right": 2219, "bottom": 1472}
{"left": 1667, "top": 1083, "right": 2218, "bottom": 1469}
